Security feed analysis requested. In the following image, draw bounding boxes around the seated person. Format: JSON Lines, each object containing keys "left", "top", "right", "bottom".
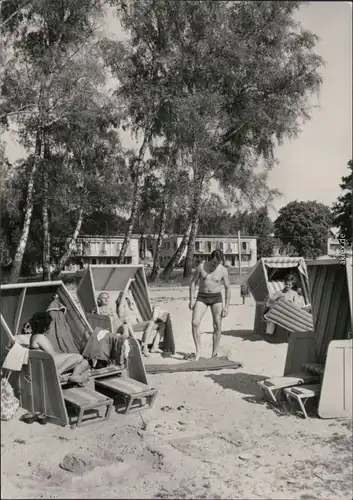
{"left": 265, "top": 273, "right": 303, "bottom": 335}
{"left": 93, "top": 291, "right": 121, "bottom": 332}
{"left": 116, "top": 277, "right": 166, "bottom": 358}
{"left": 28, "top": 311, "right": 90, "bottom": 385}
{"left": 295, "top": 286, "right": 306, "bottom": 309}
{"left": 267, "top": 273, "right": 302, "bottom": 306}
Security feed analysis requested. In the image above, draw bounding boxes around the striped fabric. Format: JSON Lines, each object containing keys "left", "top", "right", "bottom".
{"left": 267, "top": 281, "right": 285, "bottom": 295}
{"left": 264, "top": 298, "right": 313, "bottom": 332}
{"left": 263, "top": 257, "right": 304, "bottom": 268}
{"left": 307, "top": 261, "right": 351, "bottom": 363}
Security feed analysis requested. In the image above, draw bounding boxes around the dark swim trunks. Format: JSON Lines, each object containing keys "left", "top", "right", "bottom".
{"left": 196, "top": 291, "right": 223, "bottom": 307}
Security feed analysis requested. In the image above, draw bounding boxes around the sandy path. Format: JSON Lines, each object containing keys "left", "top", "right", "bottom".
{"left": 1, "top": 287, "right": 352, "bottom": 499}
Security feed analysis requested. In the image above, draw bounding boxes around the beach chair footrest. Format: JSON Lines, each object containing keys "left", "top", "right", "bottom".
{"left": 95, "top": 376, "right": 158, "bottom": 414}
{"left": 258, "top": 373, "right": 319, "bottom": 404}
{"left": 63, "top": 386, "right": 113, "bottom": 427}
{"left": 283, "top": 384, "right": 321, "bottom": 419}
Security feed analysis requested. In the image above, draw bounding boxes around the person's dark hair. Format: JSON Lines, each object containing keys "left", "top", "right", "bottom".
{"left": 29, "top": 311, "right": 52, "bottom": 335}
{"left": 210, "top": 249, "right": 225, "bottom": 265}
{"left": 284, "top": 273, "right": 296, "bottom": 284}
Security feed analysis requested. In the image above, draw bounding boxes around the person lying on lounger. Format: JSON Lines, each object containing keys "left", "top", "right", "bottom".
{"left": 116, "top": 277, "right": 166, "bottom": 358}
{"left": 29, "top": 311, "right": 90, "bottom": 385}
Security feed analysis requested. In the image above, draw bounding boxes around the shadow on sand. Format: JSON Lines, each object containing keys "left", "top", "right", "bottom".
{"left": 204, "top": 329, "right": 288, "bottom": 344}
{"left": 207, "top": 372, "right": 296, "bottom": 418}
{"left": 206, "top": 372, "right": 266, "bottom": 396}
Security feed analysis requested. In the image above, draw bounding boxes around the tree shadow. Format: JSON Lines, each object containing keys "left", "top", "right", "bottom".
{"left": 206, "top": 372, "right": 267, "bottom": 396}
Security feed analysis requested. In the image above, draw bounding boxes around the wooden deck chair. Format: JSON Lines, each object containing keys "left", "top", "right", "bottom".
{"left": 77, "top": 265, "right": 176, "bottom": 354}
{"left": 257, "top": 331, "right": 320, "bottom": 405}
{"left": 247, "top": 257, "right": 310, "bottom": 338}
{"left": 18, "top": 350, "right": 114, "bottom": 427}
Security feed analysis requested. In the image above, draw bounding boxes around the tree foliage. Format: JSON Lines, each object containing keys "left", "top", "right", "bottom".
{"left": 274, "top": 200, "right": 333, "bottom": 259}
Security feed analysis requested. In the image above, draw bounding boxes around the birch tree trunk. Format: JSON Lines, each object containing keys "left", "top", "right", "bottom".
{"left": 9, "top": 131, "right": 42, "bottom": 283}
{"left": 183, "top": 202, "right": 201, "bottom": 278}
{"left": 161, "top": 222, "right": 191, "bottom": 280}
{"left": 118, "top": 129, "right": 151, "bottom": 263}
{"left": 42, "top": 136, "right": 51, "bottom": 281}
{"left": 150, "top": 200, "right": 167, "bottom": 281}
{"left": 183, "top": 170, "right": 204, "bottom": 278}
{"left": 52, "top": 208, "right": 84, "bottom": 278}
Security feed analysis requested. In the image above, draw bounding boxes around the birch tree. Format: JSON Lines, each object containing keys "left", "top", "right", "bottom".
{"left": 1, "top": 0, "right": 105, "bottom": 282}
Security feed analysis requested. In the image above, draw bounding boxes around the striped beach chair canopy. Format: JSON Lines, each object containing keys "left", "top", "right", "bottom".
{"left": 247, "top": 257, "right": 309, "bottom": 303}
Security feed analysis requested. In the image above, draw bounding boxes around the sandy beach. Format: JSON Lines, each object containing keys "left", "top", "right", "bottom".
{"left": 1, "top": 286, "right": 352, "bottom": 500}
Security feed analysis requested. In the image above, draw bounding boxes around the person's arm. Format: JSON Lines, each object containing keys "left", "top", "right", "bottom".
{"left": 117, "top": 277, "right": 135, "bottom": 318}
{"left": 268, "top": 290, "right": 283, "bottom": 305}
{"left": 189, "top": 265, "right": 201, "bottom": 310}
{"left": 31, "top": 334, "right": 56, "bottom": 357}
{"left": 222, "top": 268, "right": 231, "bottom": 317}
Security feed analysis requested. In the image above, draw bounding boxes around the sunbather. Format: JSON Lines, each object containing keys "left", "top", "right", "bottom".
{"left": 29, "top": 311, "right": 90, "bottom": 385}
{"left": 94, "top": 291, "right": 122, "bottom": 332}
{"left": 116, "top": 277, "right": 166, "bottom": 357}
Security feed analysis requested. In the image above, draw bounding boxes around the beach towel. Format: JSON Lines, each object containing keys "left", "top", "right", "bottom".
{"left": 2, "top": 342, "right": 29, "bottom": 372}
{"left": 82, "top": 327, "right": 127, "bottom": 367}
{"left": 46, "top": 298, "right": 82, "bottom": 354}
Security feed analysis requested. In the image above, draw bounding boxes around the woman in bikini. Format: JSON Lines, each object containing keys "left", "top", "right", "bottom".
{"left": 188, "top": 249, "right": 231, "bottom": 361}
{"left": 29, "top": 311, "right": 90, "bottom": 385}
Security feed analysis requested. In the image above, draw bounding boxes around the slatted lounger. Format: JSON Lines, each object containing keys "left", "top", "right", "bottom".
{"left": 283, "top": 384, "right": 322, "bottom": 419}
{"left": 63, "top": 386, "right": 113, "bottom": 427}
{"left": 95, "top": 375, "right": 158, "bottom": 413}
{"left": 258, "top": 372, "right": 320, "bottom": 405}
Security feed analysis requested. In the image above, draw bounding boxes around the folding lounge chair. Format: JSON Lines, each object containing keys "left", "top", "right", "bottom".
{"left": 19, "top": 350, "right": 114, "bottom": 427}
{"left": 283, "top": 384, "right": 322, "bottom": 419}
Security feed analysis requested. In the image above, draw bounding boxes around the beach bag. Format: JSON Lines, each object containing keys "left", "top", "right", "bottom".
{"left": 1, "top": 377, "right": 20, "bottom": 421}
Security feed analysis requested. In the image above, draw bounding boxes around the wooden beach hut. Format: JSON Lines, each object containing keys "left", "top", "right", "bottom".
{"left": 1, "top": 281, "right": 158, "bottom": 426}
{"left": 247, "top": 257, "right": 311, "bottom": 338}
{"left": 259, "top": 257, "right": 352, "bottom": 419}
{"left": 76, "top": 264, "right": 176, "bottom": 355}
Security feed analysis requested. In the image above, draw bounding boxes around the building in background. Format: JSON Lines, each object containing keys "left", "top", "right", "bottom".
{"left": 61, "top": 235, "right": 140, "bottom": 272}
{"left": 159, "top": 234, "right": 257, "bottom": 268}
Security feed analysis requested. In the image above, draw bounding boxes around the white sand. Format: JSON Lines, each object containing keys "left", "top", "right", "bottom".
{"left": 1, "top": 286, "right": 352, "bottom": 499}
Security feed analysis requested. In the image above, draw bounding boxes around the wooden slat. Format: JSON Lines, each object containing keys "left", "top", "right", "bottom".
{"left": 63, "top": 386, "right": 109, "bottom": 407}
{"left": 14, "top": 287, "right": 27, "bottom": 335}
{"left": 96, "top": 376, "right": 150, "bottom": 395}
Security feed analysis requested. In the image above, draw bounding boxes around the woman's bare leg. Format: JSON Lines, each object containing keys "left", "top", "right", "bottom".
{"left": 141, "top": 320, "right": 157, "bottom": 357}
{"left": 69, "top": 358, "right": 90, "bottom": 384}
{"left": 55, "top": 354, "right": 83, "bottom": 376}
{"left": 151, "top": 323, "right": 165, "bottom": 353}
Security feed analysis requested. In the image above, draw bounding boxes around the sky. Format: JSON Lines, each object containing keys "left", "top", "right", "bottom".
{"left": 3, "top": 1, "right": 352, "bottom": 220}
{"left": 268, "top": 1, "right": 352, "bottom": 218}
